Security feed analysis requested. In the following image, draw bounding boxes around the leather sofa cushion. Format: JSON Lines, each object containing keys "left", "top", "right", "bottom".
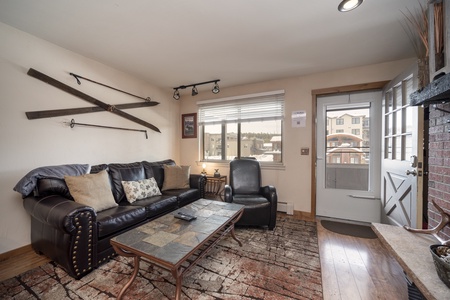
{"left": 163, "top": 189, "right": 200, "bottom": 207}
{"left": 36, "top": 178, "right": 73, "bottom": 199}
{"left": 108, "top": 162, "right": 145, "bottom": 203}
{"left": 129, "top": 194, "right": 178, "bottom": 218}
{"left": 90, "top": 164, "right": 108, "bottom": 174}
{"left": 232, "top": 195, "right": 269, "bottom": 207}
{"left": 96, "top": 205, "right": 147, "bottom": 238}
{"left": 142, "top": 159, "right": 176, "bottom": 189}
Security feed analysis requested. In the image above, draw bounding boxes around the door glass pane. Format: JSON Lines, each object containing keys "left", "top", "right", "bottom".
{"left": 394, "top": 86, "right": 402, "bottom": 108}
{"left": 395, "top": 111, "right": 402, "bottom": 134}
{"left": 405, "top": 106, "right": 413, "bottom": 133}
{"left": 394, "top": 136, "right": 402, "bottom": 160}
{"left": 404, "top": 135, "right": 412, "bottom": 159}
{"left": 386, "top": 137, "right": 392, "bottom": 159}
{"left": 386, "top": 114, "right": 392, "bottom": 136}
{"left": 325, "top": 106, "right": 370, "bottom": 191}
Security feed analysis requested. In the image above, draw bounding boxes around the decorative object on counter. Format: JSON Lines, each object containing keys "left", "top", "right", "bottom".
{"left": 181, "top": 113, "right": 197, "bottom": 138}
{"left": 214, "top": 169, "right": 220, "bottom": 177}
{"left": 431, "top": 1, "right": 445, "bottom": 71}
{"left": 400, "top": 1, "right": 429, "bottom": 89}
{"left": 404, "top": 199, "right": 450, "bottom": 245}
{"left": 201, "top": 163, "right": 207, "bottom": 175}
{"left": 27, "top": 68, "right": 160, "bottom": 132}
{"left": 173, "top": 79, "right": 220, "bottom": 100}
{"left": 430, "top": 244, "right": 450, "bottom": 288}
{"left": 69, "top": 72, "right": 153, "bottom": 102}
{"left": 67, "top": 119, "right": 148, "bottom": 139}
{"left": 428, "top": 0, "right": 449, "bottom": 80}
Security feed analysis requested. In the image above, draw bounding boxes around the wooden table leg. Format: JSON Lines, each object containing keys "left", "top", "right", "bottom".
{"left": 230, "top": 210, "right": 244, "bottom": 247}
{"left": 172, "top": 268, "right": 183, "bottom": 300}
{"left": 117, "top": 255, "right": 140, "bottom": 300}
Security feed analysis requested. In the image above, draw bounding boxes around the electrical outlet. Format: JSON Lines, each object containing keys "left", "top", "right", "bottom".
{"left": 301, "top": 148, "right": 309, "bottom": 155}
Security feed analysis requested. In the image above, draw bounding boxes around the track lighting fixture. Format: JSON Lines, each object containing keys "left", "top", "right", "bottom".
{"left": 338, "top": 0, "right": 363, "bottom": 12}
{"left": 212, "top": 81, "right": 220, "bottom": 94}
{"left": 192, "top": 86, "right": 198, "bottom": 96}
{"left": 172, "top": 79, "right": 220, "bottom": 100}
{"left": 173, "top": 89, "right": 180, "bottom": 100}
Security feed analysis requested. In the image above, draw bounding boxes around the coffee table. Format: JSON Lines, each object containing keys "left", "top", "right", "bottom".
{"left": 110, "top": 199, "right": 244, "bottom": 300}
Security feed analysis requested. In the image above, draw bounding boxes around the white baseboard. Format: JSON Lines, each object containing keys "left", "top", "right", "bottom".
{"left": 277, "top": 202, "right": 294, "bottom": 215}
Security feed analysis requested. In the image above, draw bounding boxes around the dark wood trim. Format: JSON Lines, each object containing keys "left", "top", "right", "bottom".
{"left": 310, "top": 81, "right": 389, "bottom": 220}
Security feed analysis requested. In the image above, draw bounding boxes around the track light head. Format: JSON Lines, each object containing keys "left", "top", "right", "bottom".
{"left": 212, "top": 81, "right": 220, "bottom": 94}
{"left": 173, "top": 89, "right": 180, "bottom": 100}
{"left": 192, "top": 86, "right": 198, "bottom": 96}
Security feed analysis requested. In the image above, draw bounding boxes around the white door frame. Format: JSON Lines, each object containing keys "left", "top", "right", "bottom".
{"left": 316, "top": 91, "right": 382, "bottom": 223}
{"left": 311, "top": 82, "right": 389, "bottom": 220}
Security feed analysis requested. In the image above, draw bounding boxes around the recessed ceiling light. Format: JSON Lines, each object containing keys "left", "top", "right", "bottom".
{"left": 338, "top": 0, "right": 364, "bottom": 12}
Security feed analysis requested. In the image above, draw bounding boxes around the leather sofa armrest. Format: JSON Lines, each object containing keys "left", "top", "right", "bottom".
{"left": 189, "top": 174, "right": 207, "bottom": 198}
{"left": 224, "top": 185, "right": 233, "bottom": 203}
{"left": 23, "top": 195, "right": 96, "bottom": 235}
{"left": 260, "top": 186, "right": 277, "bottom": 204}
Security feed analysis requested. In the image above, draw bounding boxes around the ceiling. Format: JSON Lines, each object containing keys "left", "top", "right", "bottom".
{"left": 0, "top": 0, "right": 423, "bottom": 91}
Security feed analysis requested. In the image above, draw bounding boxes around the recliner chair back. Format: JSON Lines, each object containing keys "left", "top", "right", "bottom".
{"left": 229, "top": 159, "right": 261, "bottom": 195}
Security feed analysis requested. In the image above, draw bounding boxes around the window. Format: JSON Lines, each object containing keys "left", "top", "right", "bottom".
{"left": 336, "top": 118, "right": 344, "bottom": 125}
{"left": 198, "top": 91, "right": 284, "bottom": 163}
{"left": 352, "top": 117, "right": 360, "bottom": 124}
{"left": 336, "top": 129, "right": 344, "bottom": 133}
{"left": 352, "top": 129, "right": 360, "bottom": 135}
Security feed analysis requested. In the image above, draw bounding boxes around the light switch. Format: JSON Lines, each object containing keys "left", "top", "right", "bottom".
{"left": 301, "top": 148, "right": 309, "bottom": 155}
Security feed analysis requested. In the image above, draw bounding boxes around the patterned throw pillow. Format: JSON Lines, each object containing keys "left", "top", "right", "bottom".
{"left": 121, "top": 177, "right": 162, "bottom": 203}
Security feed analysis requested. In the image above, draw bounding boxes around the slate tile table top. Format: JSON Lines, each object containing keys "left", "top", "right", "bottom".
{"left": 111, "top": 199, "right": 244, "bottom": 300}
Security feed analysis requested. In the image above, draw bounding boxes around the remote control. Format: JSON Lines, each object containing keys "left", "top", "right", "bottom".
{"left": 174, "top": 212, "right": 197, "bottom": 221}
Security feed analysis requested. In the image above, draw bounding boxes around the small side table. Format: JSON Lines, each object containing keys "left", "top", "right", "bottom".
{"left": 203, "top": 175, "right": 227, "bottom": 201}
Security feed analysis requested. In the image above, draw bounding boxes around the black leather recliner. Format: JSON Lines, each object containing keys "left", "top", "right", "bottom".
{"left": 224, "top": 159, "right": 277, "bottom": 230}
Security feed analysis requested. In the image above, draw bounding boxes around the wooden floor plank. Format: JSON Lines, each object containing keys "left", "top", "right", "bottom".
{"left": 318, "top": 219, "right": 408, "bottom": 300}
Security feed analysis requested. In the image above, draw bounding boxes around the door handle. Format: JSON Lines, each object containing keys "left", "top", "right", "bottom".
{"left": 406, "top": 169, "right": 417, "bottom": 176}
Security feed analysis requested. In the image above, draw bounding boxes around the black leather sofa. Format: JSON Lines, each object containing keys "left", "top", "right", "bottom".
{"left": 20, "top": 159, "right": 206, "bottom": 279}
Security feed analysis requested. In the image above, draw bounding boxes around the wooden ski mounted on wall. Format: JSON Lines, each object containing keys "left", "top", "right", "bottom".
{"left": 26, "top": 68, "right": 161, "bottom": 133}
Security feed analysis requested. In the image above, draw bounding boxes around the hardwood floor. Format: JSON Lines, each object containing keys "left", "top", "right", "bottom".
{"left": 318, "top": 219, "right": 408, "bottom": 300}
{"left": 0, "top": 218, "right": 408, "bottom": 299}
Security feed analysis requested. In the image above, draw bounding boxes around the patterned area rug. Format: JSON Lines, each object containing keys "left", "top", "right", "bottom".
{"left": 0, "top": 216, "right": 322, "bottom": 299}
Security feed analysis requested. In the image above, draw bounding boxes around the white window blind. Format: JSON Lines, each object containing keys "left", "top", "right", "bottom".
{"left": 198, "top": 91, "right": 284, "bottom": 125}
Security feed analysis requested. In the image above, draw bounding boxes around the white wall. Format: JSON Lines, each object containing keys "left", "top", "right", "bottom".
{"left": 180, "top": 58, "right": 415, "bottom": 215}
{"left": 0, "top": 22, "right": 180, "bottom": 254}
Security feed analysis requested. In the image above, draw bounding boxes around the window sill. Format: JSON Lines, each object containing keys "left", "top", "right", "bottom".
{"left": 200, "top": 160, "right": 285, "bottom": 171}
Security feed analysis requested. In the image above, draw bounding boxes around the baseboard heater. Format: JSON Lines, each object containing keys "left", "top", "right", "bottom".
{"left": 277, "top": 202, "right": 294, "bottom": 215}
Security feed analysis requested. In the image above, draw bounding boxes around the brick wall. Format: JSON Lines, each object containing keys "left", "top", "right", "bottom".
{"left": 428, "top": 102, "right": 450, "bottom": 241}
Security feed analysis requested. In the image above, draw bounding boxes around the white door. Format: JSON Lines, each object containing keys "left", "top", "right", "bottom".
{"left": 316, "top": 91, "right": 382, "bottom": 223}
{"left": 381, "top": 66, "right": 423, "bottom": 228}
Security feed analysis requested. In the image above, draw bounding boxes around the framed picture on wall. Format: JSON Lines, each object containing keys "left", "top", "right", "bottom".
{"left": 182, "top": 113, "right": 197, "bottom": 138}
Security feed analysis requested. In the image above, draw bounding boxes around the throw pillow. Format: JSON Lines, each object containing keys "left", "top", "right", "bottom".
{"left": 65, "top": 170, "right": 118, "bottom": 212}
{"left": 121, "top": 177, "right": 162, "bottom": 203}
{"left": 162, "top": 165, "right": 190, "bottom": 191}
